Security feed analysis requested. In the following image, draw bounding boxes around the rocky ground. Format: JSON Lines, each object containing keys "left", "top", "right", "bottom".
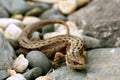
{"left": 0, "top": 0, "right": 120, "bottom": 80}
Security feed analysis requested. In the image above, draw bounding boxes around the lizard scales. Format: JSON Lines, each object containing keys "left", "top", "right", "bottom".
{"left": 18, "top": 19, "right": 87, "bottom": 69}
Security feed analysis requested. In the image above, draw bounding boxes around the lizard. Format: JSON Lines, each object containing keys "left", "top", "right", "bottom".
{"left": 18, "top": 19, "right": 88, "bottom": 69}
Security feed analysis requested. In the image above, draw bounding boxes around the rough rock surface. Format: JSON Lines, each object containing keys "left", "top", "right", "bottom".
{"left": 0, "top": 32, "right": 16, "bottom": 70}
{"left": 47, "top": 48, "right": 120, "bottom": 80}
{"left": 0, "top": 6, "right": 9, "bottom": 18}
{"left": 68, "top": 0, "right": 120, "bottom": 47}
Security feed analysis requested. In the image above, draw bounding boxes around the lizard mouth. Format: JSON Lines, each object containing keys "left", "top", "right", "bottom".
{"left": 66, "top": 56, "right": 86, "bottom": 69}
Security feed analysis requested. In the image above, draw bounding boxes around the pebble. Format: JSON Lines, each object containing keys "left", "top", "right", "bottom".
{"left": 4, "top": 24, "right": 22, "bottom": 41}
{"left": 44, "top": 21, "right": 84, "bottom": 39}
{"left": 0, "top": 18, "right": 24, "bottom": 29}
{"left": 0, "top": 28, "right": 3, "bottom": 34}
{"left": 13, "top": 54, "right": 29, "bottom": 73}
{"left": 26, "top": 51, "right": 51, "bottom": 74}
{"left": 35, "top": 76, "right": 54, "bottom": 80}
{"left": 6, "top": 69, "right": 26, "bottom": 80}
{"left": 22, "top": 16, "right": 40, "bottom": 26}
{"left": 25, "top": 7, "right": 44, "bottom": 16}
{"left": 32, "top": 0, "right": 59, "bottom": 4}
{"left": 23, "top": 67, "right": 42, "bottom": 80}
{"left": 12, "top": 14, "right": 24, "bottom": 21}
{"left": 58, "top": 0, "right": 91, "bottom": 14}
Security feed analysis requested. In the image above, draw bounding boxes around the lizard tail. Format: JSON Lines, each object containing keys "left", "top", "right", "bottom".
{"left": 18, "top": 19, "right": 70, "bottom": 47}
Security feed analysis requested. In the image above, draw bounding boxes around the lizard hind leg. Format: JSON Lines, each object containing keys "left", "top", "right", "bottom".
{"left": 52, "top": 52, "right": 65, "bottom": 68}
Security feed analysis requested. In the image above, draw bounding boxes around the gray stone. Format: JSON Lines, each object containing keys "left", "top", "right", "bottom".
{"left": 83, "top": 35, "right": 102, "bottom": 49}
{"left": 0, "top": 0, "right": 30, "bottom": 14}
{"left": 47, "top": 48, "right": 120, "bottom": 80}
{"left": 26, "top": 51, "right": 51, "bottom": 74}
{"left": 41, "top": 25, "right": 54, "bottom": 35}
{"left": 26, "top": 2, "right": 51, "bottom": 16}
{"left": 0, "top": 70, "right": 9, "bottom": 80}
{"left": 68, "top": 0, "right": 120, "bottom": 47}
{"left": 23, "top": 67, "right": 42, "bottom": 80}
{"left": 40, "top": 8, "right": 67, "bottom": 20}
{"left": 0, "top": 32, "right": 16, "bottom": 69}
{"left": 0, "top": 6, "right": 9, "bottom": 18}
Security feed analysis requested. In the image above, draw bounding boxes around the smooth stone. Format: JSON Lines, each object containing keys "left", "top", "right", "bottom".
{"left": 0, "top": 28, "right": 4, "bottom": 34}
{"left": 35, "top": 76, "right": 53, "bottom": 80}
{"left": 26, "top": 51, "right": 51, "bottom": 74}
{"left": 68, "top": 0, "right": 120, "bottom": 47}
{"left": 22, "top": 16, "right": 40, "bottom": 26}
{"left": 40, "top": 8, "right": 67, "bottom": 20}
{"left": 6, "top": 74, "right": 26, "bottom": 80}
{"left": 26, "top": 7, "right": 44, "bottom": 16}
{"left": 13, "top": 54, "right": 29, "bottom": 73}
{"left": 0, "top": 6, "right": 9, "bottom": 18}
{"left": 23, "top": 67, "right": 42, "bottom": 80}
{"left": 27, "top": 1, "right": 51, "bottom": 10}
{"left": 12, "top": 14, "right": 24, "bottom": 21}
{"left": 83, "top": 35, "right": 102, "bottom": 49}
{"left": 58, "top": 0, "right": 90, "bottom": 15}
{"left": 0, "top": 70, "right": 9, "bottom": 80}
{"left": 41, "top": 25, "right": 54, "bottom": 35}
{"left": 32, "top": 0, "right": 59, "bottom": 4}
{"left": 4, "top": 24, "right": 22, "bottom": 41}
{"left": 0, "top": 0, "right": 30, "bottom": 14}
{"left": 0, "top": 18, "right": 24, "bottom": 29}
{"left": 47, "top": 48, "right": 120, "bottom": 80}
{"left": 0, "top": 32, "right": 16, "bottom": 69}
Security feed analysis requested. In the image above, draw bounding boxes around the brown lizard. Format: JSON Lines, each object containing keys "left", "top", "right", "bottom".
{"left": 18, "top": 19, "right": 87, "bottom": 69}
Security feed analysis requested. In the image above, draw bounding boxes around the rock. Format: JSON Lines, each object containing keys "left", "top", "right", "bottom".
{"left": 23, "top": 67, "right": 42, "bottom": 80}
{"left": 35, "top": 76, "right": 53, "bottom": 80}
{"left": 26, "top": 51, "right": 51, "bottom": 74}
{"left": 4, "top": 24, "right": 22, "bottom": 41}
{"left": 41, "top": 25, "right": 54, "bottom": 35}
{"left": 68, "top": 0, "right": 120, "bottom": 47}
{"left": 6, "top": 69, "right": 26, "bottom": 80}
{"left": 0, "top": 0, "right": 30, "bottom": 14}
{"left": 31, "top": 31, "right": 41, "bottom": 40}
{"left": 44, "top": 21, "right": 84, "bottom": 39}
{"left": 40, "top": 8, "right": 67, "bottom": 20}
{"left": 83, "top": 35, "right": 102, "bottom": 49}
{"left": 27, "top": 1, "right": 51, "bottom": 11}
{"left": 0, "top": 18, "right": 24, "bottom": 29}
{"left": 0, "top": 28, "right": 4, "bottom": 34}
{"left": 58, "top": 0, "right": 90, "bottom": 15}
{"left": 47, "top": 48, "right": 120, "bottom": 80}
{"left": 12, "top": 14, "right": 24, "bottom": 21}
{"left": 0, "top": 32, "right": 16, "bottom": 70}
{"left": 22, "top": 16, "right": 40, "bottom": 26}
{"left": 0, "top": 70, "right": 9, "bottom": 80}
{"left": 0, "top": 6, "right": 9, "bottom": 18}
{"left": 13, "top": 54, "right": 29, "bottom": 73}
{"left": 32, "top": 0, "right": 59, "bottom": 4}
{"left": 26, "top": 7, "right": 44, "bottom": 16}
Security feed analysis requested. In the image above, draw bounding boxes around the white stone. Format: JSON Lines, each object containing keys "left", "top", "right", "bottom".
{"left": 23, "top": 16, "right": 40, "bottom": 26}
{"left": 0, "top": 18, "right": 24, "bottom": 29}
{"left": 44, "top": 32, "right": 66, "bottom": 39}
{"left": 58, "top": 0, "right": 90, "bottom": 14}
{"left": 6, "top": 69, "right": 26, "bottom": 80}
{"left": 31, "top": 31, "right": 41, "bottom": 40}
{"left": 13, "top": 54, "right": 29, "bottom": 73}
{"left": 44, "top": 21, "right": 84, "bottom": 39}
{"left": 4, "top": 24, "right": 22, "bottom": 40}
{"left": 35, "top": 76, "right": 53, "bottom": 80}
{"left": 55, "top": 21, "right": 78, "bottom": 32}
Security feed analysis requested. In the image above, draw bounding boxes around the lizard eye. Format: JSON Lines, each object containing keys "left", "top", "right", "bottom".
{"left": 73, "top": 62, "right": 79, "bottom": 65}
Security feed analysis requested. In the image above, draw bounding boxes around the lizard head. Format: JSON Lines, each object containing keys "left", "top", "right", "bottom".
{"left": 66, "top": 49, "right": 87, "bottom": 69}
